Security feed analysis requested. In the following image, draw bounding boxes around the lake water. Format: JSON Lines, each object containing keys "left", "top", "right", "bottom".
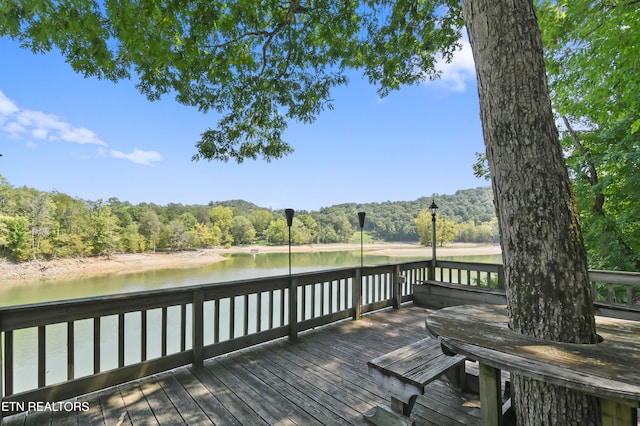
{"left": 0, "top": 251, "right": 502, "bottom": 307}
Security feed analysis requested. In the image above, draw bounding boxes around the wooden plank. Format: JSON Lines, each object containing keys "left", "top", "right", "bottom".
{"left": 413, "top": 384, "right": 481, "bottom": 426}
{"left": 98, "top": 387, "right": 132, "bottom": 425}
{"left": 237, "top": 351, "right": 351, "bottom": 426}
{"left": 23, "top": 409, "right": 51, "bottom": 426}
{"left": 170, "top": 368, "right": 240, "bottom": 426}
{"left": 273, "top": 342, "right": 379, "bottom": 412}
{"left": 76, "top": 392, "right": 105, "bottom": 425}
{"left": 210, "top": 357, "right": 300, "bottom": 426}
{"left": 190, "top": 364, "right": 268, "bottom": 425}
{"left": 117, "top": 381, "right": 156, "bottom": 425}
{"left": 138, "top": 376, "right": 186, "bottom": 426}
{"left": 247, "top": 344, "right": 368, "bottom": 423}
{"left": 216, "top": 355, "right": 324, "bottom": 426}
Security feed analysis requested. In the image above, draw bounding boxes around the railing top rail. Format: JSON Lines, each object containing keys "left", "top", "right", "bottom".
{"left": 588, "top": 270, "right": 640, "bottom": 285}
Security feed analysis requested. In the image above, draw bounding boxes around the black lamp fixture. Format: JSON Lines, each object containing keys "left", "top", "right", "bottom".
{"left": 358, "top": 212, "right": 366, "bottom": 269}
{"left": 285, "top": 209, "right": 295, "bottom": 276}
{"left": 429, "top": 200, "right": 438, "bottom": 261}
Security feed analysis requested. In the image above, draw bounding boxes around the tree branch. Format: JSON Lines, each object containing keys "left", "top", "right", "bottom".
{"left": 561, "top": 115, "right": 604, "bottom": 214}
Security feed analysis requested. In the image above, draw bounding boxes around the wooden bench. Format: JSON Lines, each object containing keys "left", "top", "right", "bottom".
{"left": 365, "top": 337, "right": 467, "bottom": 425}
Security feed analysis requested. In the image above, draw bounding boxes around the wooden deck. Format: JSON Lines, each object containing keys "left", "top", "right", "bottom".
{"left": 4, "top": 305, "right": 482, "bottom": 425}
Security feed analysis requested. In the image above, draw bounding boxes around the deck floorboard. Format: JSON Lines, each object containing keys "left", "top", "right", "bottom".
{"left": 4, "top": 305, "right": 486, "bottom": 425}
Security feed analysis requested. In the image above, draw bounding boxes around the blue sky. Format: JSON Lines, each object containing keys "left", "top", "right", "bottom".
{"left": 0, "top": 35, "right": 486, "bottom": 211}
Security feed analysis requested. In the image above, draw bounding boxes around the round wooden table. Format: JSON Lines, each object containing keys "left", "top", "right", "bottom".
{"left": 426, "top": 304, "right": 640, "bottom": 425}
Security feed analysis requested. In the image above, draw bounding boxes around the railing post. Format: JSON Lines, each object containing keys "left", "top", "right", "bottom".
{"left": 353, "top": 269, "right": 362, "bottom": 320}
{"left": 288, "top": 277, "right": 298, "bottom": 342}
{"left": 429, "top": 259, "right": 436, "bottom": 281}
{"left": 192, "top": 288, "right": 204, "bottom": 370}
{"left": 392, "top": 265, "right": 402, "bottom": 309}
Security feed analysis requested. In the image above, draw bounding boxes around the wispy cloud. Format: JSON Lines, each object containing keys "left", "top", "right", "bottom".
{"left": 0, "top": 90, "right": 162, "bottom": 166}
{"left": 1, "top": 94, "right": 107, "bottom": 146}
{"left": 429, "top": 34, "right": 477, "bottom": 93}
{"left": 110, "top": 149, "right": 163, "bottom": 167}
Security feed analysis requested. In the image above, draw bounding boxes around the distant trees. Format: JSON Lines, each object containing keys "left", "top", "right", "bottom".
{"left": 415, "top": 211, "right": 498, "bottom": 247}
{"left": 0, "top": 175, "right": 498, "bottom": 261}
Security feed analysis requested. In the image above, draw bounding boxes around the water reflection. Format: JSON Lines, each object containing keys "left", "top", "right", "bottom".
{"left": 0, "top": 252, "right": 502, "bottom": 307}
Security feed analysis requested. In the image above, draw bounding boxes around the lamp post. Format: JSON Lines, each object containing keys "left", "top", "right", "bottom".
{"left": 358, "top": 212, "right": 366, "bottom": 269}
{"left": 285, "top": 209, "right": 295, "bottom": 277}
{"left": 429, "top": 201, "right": 438, "bottom": 280}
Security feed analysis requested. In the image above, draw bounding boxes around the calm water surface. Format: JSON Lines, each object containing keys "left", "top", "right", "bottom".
{"left": 1, "top": 251, "right": 502, "bottom": 307}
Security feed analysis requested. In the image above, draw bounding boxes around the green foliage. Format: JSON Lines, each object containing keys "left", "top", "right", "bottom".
{"left": 415, "top": 210, "right": 498, "bottom": 247}
{"left": 0, "top": 175, "right": 501, "bottom": 262}
{"left": 0, "top": 214, "right": 30, "bottom": 261}
{"left": 537, "top": 0, "right": 640, "bottom": 271}
{"left": 0, "top": 0, "right": 463, "bottom": 163}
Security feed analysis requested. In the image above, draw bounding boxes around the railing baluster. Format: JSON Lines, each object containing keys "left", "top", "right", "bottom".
{"left": 141, "top": 310, "right": 147, "bottom": 361}
{"left": 256, "top": 292, "right": 262, "bottom": 333}
{"left": 118, "top": 313, "right": 125, "bottom": 367}
{"left": 93, "top": 317, "right": 100, "bottom": 374}
{"left": 243, "top": 294, "right": 249, "bottom": 336}
{"left": 161, "top": 307, "right": 168, "bottom": 356}
{"left": 280, "top": 289, "right": 286, "bottom": 327}
{"left": 180, "top": 303, "right": 187, "bottom": 352}
{"left": 214, "top": 298, "right": 220, "bottom": 344}
{"left": 38, "top": 326, "right": 45, "bottom": 387}
{"left": 329, "top": 280, "right": 334, "bottom": 314}
{"left": 5, "top": 330, "right": 13, "bottom": 396}
{"left": 67, "top": 321, "right": 74, "bottom": 380}
{"left": 229, "top": 297, "right": 235, "bottom": 339}
{"left": 268, "top": 291, "right": 274, "bottom": 330}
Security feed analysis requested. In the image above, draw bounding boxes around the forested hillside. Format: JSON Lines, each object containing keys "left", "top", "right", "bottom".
{"left": 0, "top": 174, "right": 496, "bottom": 261}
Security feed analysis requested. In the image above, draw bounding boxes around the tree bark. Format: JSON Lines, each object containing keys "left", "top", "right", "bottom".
{"left": 461, "top": 0, "right": 600, "bottom": 424}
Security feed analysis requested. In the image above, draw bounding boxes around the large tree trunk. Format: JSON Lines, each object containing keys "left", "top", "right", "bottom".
{"left": 461, "top": 1, "right": 601, "bottom": 424}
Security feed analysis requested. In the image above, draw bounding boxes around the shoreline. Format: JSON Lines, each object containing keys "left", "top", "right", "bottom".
{"left": 0, "top": 242, "right": 501, "bottom": 284}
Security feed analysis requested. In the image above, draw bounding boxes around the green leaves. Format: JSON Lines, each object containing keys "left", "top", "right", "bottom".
{"left": 1, "top": 0, "right": 464, "bottom": 162}
{"left": 538, "top": 0, "right": 640, "bottom": 269}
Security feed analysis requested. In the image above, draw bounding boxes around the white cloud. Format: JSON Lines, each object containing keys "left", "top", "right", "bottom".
{"left": 0, "top": 89, "right": 163, "bottom": 166}
{"left": 429, "top": 34, "right": 477, "bottom": 93}
{"left": 110, "top": 149, "right": 163, "bottom": 167}
{"left": 0, "top": 91, "right": 19, "bottom": 116}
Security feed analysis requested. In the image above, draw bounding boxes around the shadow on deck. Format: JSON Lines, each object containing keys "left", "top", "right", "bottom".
{"left": 4, "top": 304, "right": 481, "bottom": 425}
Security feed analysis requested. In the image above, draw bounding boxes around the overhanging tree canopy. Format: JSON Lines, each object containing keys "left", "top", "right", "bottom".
{"left": 1, "top": 0, "right": 462, "bottom": 162}
{"left": 1, "top": 1, "right": 604, "bottom": 423}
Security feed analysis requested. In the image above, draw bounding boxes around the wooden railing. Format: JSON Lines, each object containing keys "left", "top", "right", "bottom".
{"left": 1, "top": 259, "right": 637, "bottom": 418}
{"left": 427, "top": 260, "right": 639, "bottom": 313}
{"left": 0, "top": 261, "right": 425, "bottom": 416}
{"left": 432, "top": 260, "right": 506, "bottom": 290}
{"left": 589, "top": 270, "right": 640, "bottom": 305}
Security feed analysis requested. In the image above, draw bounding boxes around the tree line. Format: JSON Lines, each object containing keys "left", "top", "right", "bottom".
{"left": 0, "top": 177, "right": 498, "bottom": 261}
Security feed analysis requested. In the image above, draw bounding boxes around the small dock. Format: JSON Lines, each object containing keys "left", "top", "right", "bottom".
{"left": 4, "top": 305, "right": 481, "bottom": 425}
